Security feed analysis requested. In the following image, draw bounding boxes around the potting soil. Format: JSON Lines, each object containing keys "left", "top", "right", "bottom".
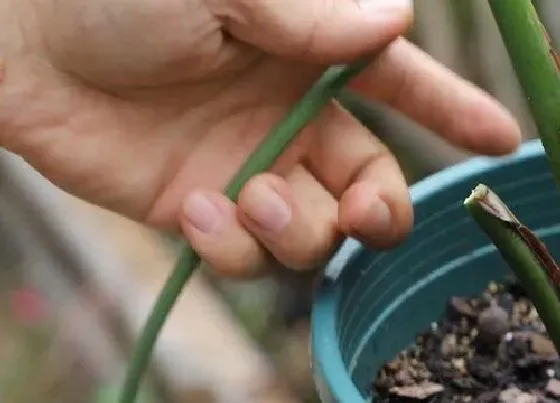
{"left": 373, "top": 278, "right": 560, "bottom": 402}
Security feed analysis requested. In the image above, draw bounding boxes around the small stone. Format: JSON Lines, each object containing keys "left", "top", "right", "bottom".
{"left": 515, "top": 331, "right": 559, "bottom": 358}
{"left": 546, "top": 378, "right": 560, "bottom": 398}
{"left": 385, "top": 360, "right": 400, "bottom": 373}
{"left": 451, "top": 357, "right": 466, "bottom": 374}
{"left": 531, "top": 335, "right": 558, "bottom": 357}
{"left": 470, "top": 327, "right": 479, "bottom": 339}
{"left": 389, "top": 382, "right": 444, "bottom": 400}
{"left": 448, "top": 296, "right": 478, "bottom": 319}
{"left": 527, "top": 306, "right": 539, "bottom": 321}
{"left": 440, "top": 334, "right": 457, "bottom": 357}
{"left": 415, "top": 369, "right": 430, "bottom": 381}
{"left": 499, "top": 386, "right": 538, "bottom": 403}
{"left": 451, "top": 377, "right": 474, "bottom": 390}
{"left": 408, "top": 367, "right": 418, "bottom": 379}
{"left": 517, "top": 300, "right": 531, "bottom": 316}
{"left": 534, "top": 322, "right": 547, "bottom": 334}
{"left": 478, "top": 303, "right": 510, "bottom": 343}
{"left": 394, "top": 369, "right": 413, "bottom": 386}
{"left": 481, "top": 291, "right": 493, "bottom": 306}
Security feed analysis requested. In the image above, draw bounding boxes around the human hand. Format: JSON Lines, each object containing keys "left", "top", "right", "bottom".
{"left": 0, "top": 0, "right": 520, "bottom": 276}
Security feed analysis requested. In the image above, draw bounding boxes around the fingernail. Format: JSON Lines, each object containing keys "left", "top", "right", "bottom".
{"left": 366, "top": 196, "right": 392, "bottom": 234}
{"left": 244, "top": 182, "right": 291, "bottom": 232}
{"left": 183, "top": 192, "right": 224, "bottom": 234}
{"left": 359, "top": 0, "right": 412, "bottom": 11}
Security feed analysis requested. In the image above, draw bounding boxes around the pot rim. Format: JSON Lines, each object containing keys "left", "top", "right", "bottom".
{"left": 311, "top": 139, "right": 545, "bottom": 403}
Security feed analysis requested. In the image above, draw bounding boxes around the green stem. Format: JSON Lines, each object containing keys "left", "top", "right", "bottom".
{"left": 464, "top": 184, "right": 560, "bottom": 353}
{"left": 118, "top": 247, "right": 199, "bottom": 403}
{"left": 489, "top": 0, "right": 560, "bottom": 185}
{"left": 118, "top": 57, "right": 374, "bottom": 403}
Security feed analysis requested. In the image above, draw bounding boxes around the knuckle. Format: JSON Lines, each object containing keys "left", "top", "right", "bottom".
{"left": 276, "top": 227, "right": 338, "bottom": 271}
{"left": 209, "top": 243, "right": 267, "bottom": 277}
{"left": 394, "top": 203, "right": 414, "bottom": 240}
{"left": 349, "top": 143, "right": 395, "bottom": 188}
{"left": 384, "top": 195, "right": 413, "bottom": 246}
{"left": 239, "top": 173, "right": 283, "bottom": 198}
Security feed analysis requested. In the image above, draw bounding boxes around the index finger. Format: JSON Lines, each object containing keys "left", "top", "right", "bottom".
{"left": 348, "top": 38, "right": 522, "bottom": 155}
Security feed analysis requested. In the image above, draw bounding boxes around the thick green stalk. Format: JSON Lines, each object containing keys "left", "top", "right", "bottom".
{"left": 117, "top": 57, "right": 373, "bottom": 403}
{"left": 489, "top": 0, "right": 560, "bottom": 185}
{"left": 464, "top": 184, "right": 560, "bottom": 353}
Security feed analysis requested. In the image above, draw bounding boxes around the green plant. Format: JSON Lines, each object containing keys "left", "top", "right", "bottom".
{"left": 465, "top": 0, "right": 560, "bottom": 352}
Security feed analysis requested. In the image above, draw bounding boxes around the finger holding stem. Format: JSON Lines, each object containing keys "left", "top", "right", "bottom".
{"left": 118, "top": 56, "right": 379, "bottom": 403}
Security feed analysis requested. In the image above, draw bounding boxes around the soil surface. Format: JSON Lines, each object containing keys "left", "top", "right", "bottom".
{"left": 372, "top": 278, "right": 560, "bottom": 402}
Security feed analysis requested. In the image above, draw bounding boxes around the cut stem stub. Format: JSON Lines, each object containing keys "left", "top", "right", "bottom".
{"left": 464, "top": 184, "right": 560, "bottom": 353}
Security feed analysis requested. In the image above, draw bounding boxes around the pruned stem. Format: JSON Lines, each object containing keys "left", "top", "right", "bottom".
{"left": 465, "top": 184, "right": 560, "bottom": 352}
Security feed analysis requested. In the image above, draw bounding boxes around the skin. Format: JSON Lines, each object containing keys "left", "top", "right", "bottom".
{"left": 0, "top": 0, "right": 521, "bottom": 277}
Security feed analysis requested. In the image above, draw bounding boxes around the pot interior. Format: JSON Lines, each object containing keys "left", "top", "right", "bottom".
{"left": 313, "top": 141, "right": 560, "bottom": 401}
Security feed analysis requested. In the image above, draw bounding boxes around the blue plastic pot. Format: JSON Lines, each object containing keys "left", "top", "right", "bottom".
{"left": 311, "top": 139, "right": 560, "bottom": 403}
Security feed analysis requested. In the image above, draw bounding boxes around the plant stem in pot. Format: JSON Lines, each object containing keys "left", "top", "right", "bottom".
{"left": 465, "top": 0, "right": 560, "bottom": 353}
{"left": 489, "top": 0, "right": 560, "bottom": 184}
{"left": 464, "top": 184, "right": 560, "bottom": 352}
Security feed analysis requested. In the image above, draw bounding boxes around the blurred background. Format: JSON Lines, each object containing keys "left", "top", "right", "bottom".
{"left": 0, "top": 1, "right": 558, "bottom": 402}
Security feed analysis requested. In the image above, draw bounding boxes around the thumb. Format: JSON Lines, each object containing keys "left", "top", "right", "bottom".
{"left": 212, "top": 0, "right": 413, "bottom": 63}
